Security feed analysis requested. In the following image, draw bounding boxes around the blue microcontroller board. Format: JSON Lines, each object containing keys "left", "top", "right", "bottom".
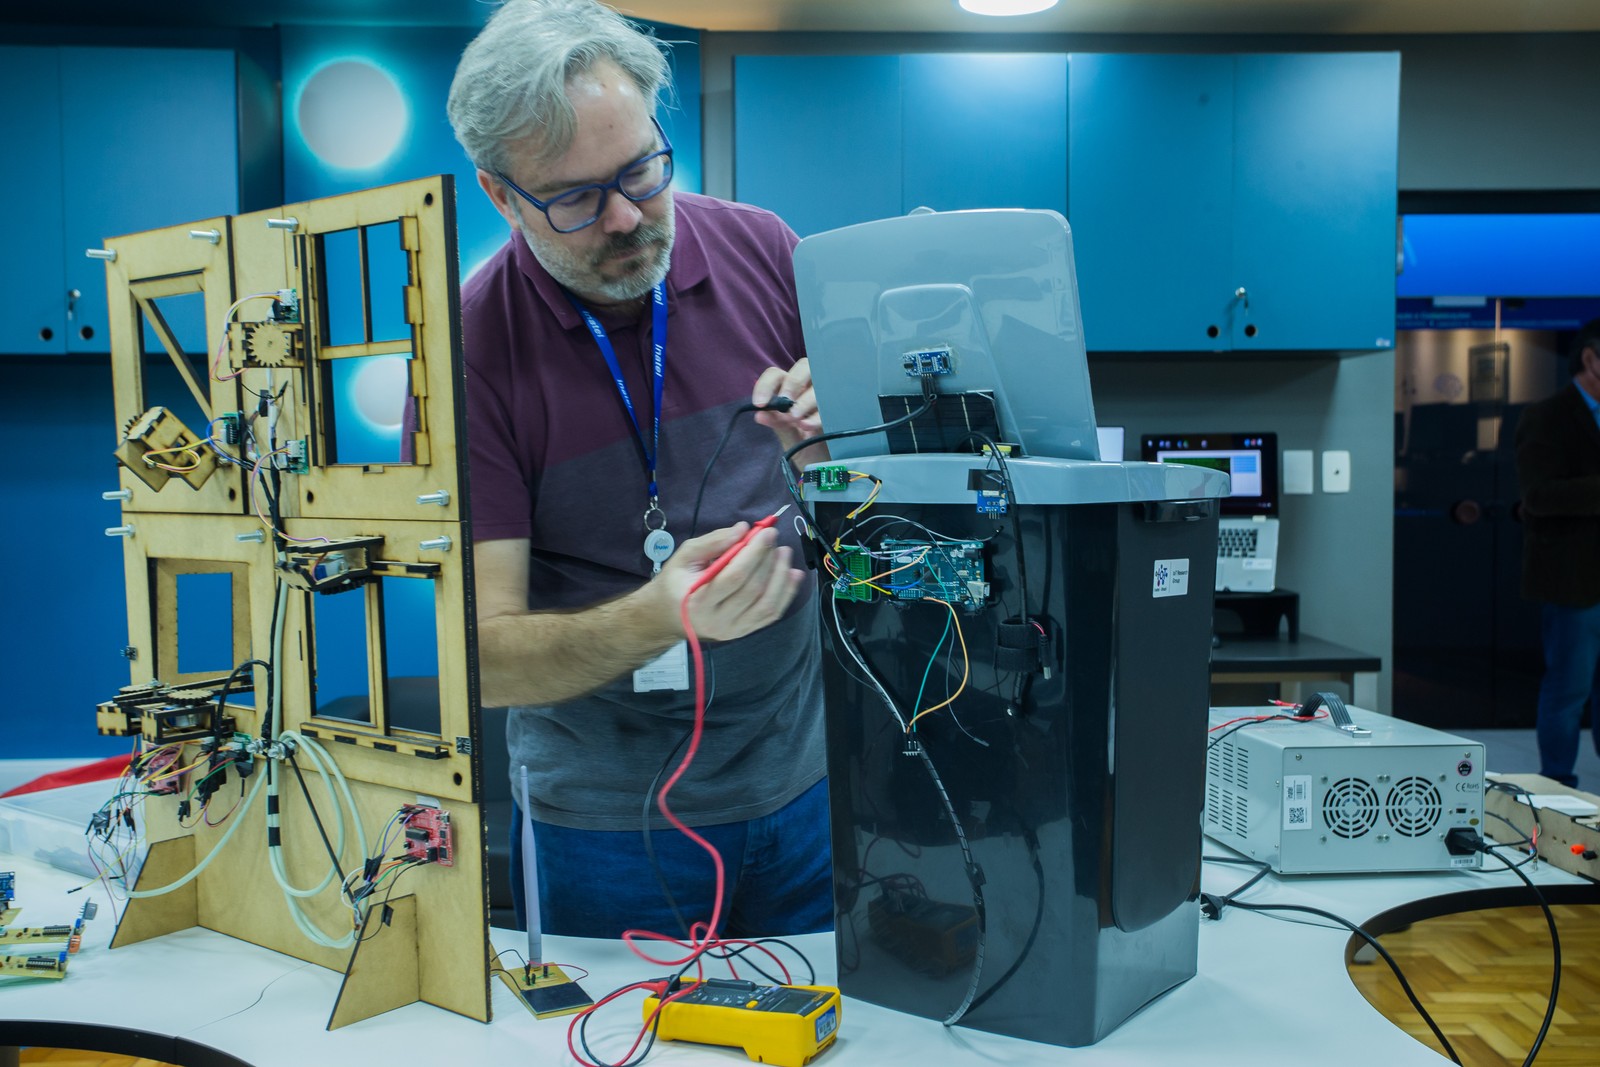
{"left": 879, "top": 539, "right": 988, "bottom": 610}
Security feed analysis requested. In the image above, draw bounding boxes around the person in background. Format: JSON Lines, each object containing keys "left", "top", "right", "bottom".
{"left": 445, "top": 0, "right": 833, "bottom": 938}
{"left": 1514, "top": 316, "right": 1600, "bottom": 787}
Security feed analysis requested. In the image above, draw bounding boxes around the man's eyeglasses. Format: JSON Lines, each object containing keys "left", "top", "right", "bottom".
{"left": 498, "top": 117, "right": 674, "bottom": 234}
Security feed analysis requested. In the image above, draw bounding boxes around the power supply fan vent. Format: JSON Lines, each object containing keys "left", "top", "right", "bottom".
{"left": 1386, "top": 777, "right": 1443, "bottom": 837}
{"left": 1207, "top": 740, "right": 1249, "bottom": 789}
{"left": 1322, "top": 778, "right": 1380, "bottom": 839}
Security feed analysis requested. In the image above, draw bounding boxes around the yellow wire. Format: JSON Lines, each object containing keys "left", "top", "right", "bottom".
{"left": 905, "top": 598, "right": 970, "bottom": 731}
{"left": 870, "top": 546, "right": 931, "bottom": 585}
{"left": 845, "top": 474, "right": 882, "bottom": 520}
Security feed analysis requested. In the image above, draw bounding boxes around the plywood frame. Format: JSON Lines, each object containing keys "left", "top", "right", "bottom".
{"left": 99, "top": 177, "right": 489, "bottom": 1028}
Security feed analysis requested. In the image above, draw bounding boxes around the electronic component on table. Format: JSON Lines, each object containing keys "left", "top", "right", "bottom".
{"left": 644, "top": 978, "right": 841, "bottom": 1067}
{"left": 867, "top": 888, "right": 978, "bottom": 977}
{"left": 0, "top": 918, "right": 86, "bottom": 954}
{"left": 502, "top": 962, "right": 594, "bottom": 1019}
{"left": 0, "top": 871, "right": 13, "bottom": 902}
{"left": 115, "top": 406, "right": 218, "bottom": 492}
{"left": 0, "top": 952, "right": 68, "bottom": 979}
{"left": 902, "top": 345, "right": 954, "bottom": 377}
{"left": 879, "top": 538, "right": 989, "bottom": 610}
{"left": 400, "top": 804, "right": 453, "bottom": 867}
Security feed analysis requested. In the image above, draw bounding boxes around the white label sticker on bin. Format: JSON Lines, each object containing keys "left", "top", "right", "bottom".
{"left": 1152, "top": 558, "right": 1190, "bottom": 598}
{"left": 1283, "top": 775, "right": 1313, "bottom": 831}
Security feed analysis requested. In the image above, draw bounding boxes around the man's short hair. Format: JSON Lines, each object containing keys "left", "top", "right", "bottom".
{"left": 1571, "top": 317, "right": 1600, "bottom": 376}
{"left": 447, "top": 0, "right": 670, "bottom": 178}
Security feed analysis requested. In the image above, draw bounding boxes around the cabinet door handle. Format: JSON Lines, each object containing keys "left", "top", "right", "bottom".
{"left": 67, "top": 288, "right": 81, "bottom": 319}
{"left": 1233, "top": 286, "right": 1249, "bottom": 309}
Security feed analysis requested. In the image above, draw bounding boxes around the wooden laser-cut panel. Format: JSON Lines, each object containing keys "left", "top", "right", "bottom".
{"left": 100, "top": 177, "right": 489, "bottom": 1025}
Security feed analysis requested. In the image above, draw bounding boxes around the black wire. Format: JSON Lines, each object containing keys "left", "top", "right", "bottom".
{"left": 1479, "top": 844, "right": 1562, "bottom": 1067}
{"left": 780, "top": 381, "right": 940, "bottom": 570}
{"left": 641, "top": 727, "right": 697, "bottom": 939}
{"left": 687, "top": 398, "right": 795, "bottom": 540}
{"left": 285, "top": 751, "right": 347, "bottom": 879}
{"left": 958, "top": 431, "right": 1029, "bottom": 621}
{"left": 356, "top": 858, "right": 427, "bottom": 943}
{"left": 1206, "top": 711, "right": 1319, "bottom": 752}
{"left": 694, "top": 937, "right": 818, "bottom": 987}
{"left": 213, "top": 659, "right": 269, "bottom": 737}
{"left": 964, "top": 833, "right": 1044, "bottom": 1014}
{"left": 578, "top": 981, "right": 670, "bottom": 1067}
{"left": 824, "top": 594, "right": 987, "bottom": 1026}
{"left": 1224, "top": 899, "right": 1462, "bottom": 1065}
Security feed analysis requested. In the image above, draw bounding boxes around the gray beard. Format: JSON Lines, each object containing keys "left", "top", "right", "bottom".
{"left": 516, "top": 197, "right": 676, "bottom": 306}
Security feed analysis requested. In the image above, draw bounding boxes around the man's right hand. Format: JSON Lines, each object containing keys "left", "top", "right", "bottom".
{"left": 653, "top": 521, "right": 806, "bottom": 642}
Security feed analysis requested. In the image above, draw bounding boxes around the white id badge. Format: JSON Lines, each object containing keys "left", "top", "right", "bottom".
{"left": 634, "top": 640, "right": 690, "bottom": 692}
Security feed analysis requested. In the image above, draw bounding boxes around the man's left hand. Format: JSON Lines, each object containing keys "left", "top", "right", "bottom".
{"left": 753, "top": 358, "right": 829, "bottom": 467}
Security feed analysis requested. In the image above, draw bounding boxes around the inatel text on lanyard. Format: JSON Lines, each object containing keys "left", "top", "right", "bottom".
{"left": 568, "top": 281, "right": 675, "bottom": 572}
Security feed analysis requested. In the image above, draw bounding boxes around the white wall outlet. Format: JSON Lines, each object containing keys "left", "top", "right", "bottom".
{"left": 1282, "top": 450, "right": 1314, "bottom": 494}
{"left": 1322, "top": 450, "right": 1351, "bottom": 493}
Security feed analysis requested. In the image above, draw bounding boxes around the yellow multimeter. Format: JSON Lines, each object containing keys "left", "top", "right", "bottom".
{"left": 642, "top": 978, "right": 842, "bottom": 1067}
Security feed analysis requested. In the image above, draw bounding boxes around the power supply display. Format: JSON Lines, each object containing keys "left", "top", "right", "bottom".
{"left": 1205, "top": 706, "right": 1485, "bottom": 874}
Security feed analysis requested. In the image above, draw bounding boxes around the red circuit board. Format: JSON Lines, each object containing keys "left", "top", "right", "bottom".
{"left": 400, "top": 805, "right": 453, "bottom": 867}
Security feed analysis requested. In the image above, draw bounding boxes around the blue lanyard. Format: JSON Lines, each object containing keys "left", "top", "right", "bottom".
{"left": 568, "top": 282, "right": 669, "bottom": 519}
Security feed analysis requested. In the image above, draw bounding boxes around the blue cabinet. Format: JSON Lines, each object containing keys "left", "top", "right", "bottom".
{"left": 0, "top": 48, "right": 69, "bottom": 354}
{"left": 0, "top": 46, "right": 238, "bottom": 356}
{"left": 735, "top": 55, "right": 902, "bottom": 239}
{"left": 1069, "top": 52, "right": 1399, "bottom": 352}
{"left": 734, "top": 54, "right": 1067, "bottom": 238}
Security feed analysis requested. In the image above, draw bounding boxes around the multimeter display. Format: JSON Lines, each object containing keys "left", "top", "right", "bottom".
{"left": 644, "top": 978, "right": 842, "bottom": 1067}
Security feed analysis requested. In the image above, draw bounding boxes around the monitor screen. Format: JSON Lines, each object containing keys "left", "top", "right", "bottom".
{"left": 794, "top": 208, "right": 1099, "bottom": 463}
{"left": 1139, "top": 432, "right": 1278, "bottom": 518}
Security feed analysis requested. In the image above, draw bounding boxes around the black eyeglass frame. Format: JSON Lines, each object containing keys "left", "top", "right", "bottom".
{"left": 496, "top": 116, "right": 674, "bottom": 234}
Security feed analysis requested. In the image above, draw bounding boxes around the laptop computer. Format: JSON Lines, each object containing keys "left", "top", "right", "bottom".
{"left": 1140, "top": 433, "right": 1280, "bottom": 593}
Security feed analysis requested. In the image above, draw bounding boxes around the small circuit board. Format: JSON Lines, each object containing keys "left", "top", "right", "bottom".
{"left": 0, "top": 920, "right": 84, "bottom": 953}
{"left": 645, "top": 979, "right": 841, "bottom": 1067}
{"left": 501, "top": 963, "right": 595, "bottom": 1019}
{"left": 902, "top": 345, "right": 954, "bottom": 377}
{"left": 0, "top": 952, "right": 68, "bottom": 980}
{"left": 401, "top": 804, "right": 453, "bottom": 866}
{"left": 808, "top": 465, "right": 852, "bottom": 492}
{"left": 830, "top": 547, "right": 877, "bottom": 603}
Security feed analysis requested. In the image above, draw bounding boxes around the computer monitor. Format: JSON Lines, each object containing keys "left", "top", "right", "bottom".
{"left": 793, "top": 208, "right": 1100, "bottom": 463}
{"left": 1139, "top": 432, "right": 1279, "bottom": 518}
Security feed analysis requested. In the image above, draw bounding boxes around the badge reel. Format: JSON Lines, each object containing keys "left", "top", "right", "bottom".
{"left": 636, "top": 524, "right": 689, "bottom": 692}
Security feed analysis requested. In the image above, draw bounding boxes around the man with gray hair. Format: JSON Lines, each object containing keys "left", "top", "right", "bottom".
{"left": 447, "top": 0, "right": 831, "bottom": 938}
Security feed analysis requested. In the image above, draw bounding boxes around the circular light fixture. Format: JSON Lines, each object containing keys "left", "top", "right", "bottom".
{"left": 958, "top": 0, "right": 1060, "bottom": 15}
{"left": 297, "top": 59, "right": 409, "bottom": 171}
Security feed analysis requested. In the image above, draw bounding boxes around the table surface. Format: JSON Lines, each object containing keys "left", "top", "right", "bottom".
{"left": 1, "top": 844, "right": 1590, "bottom": 1067}
{"left": 1210, "top": 632, "right": 1383, "bottom": 674}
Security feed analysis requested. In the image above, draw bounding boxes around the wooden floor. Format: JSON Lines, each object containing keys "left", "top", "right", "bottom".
{"left": 1347, "top": 903, "right": 1600, "bottom": 1066}
{"left": 14, "top": 903, "right": 1597, "bottom": 1067}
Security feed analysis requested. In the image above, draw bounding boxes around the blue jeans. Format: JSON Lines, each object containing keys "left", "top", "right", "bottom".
{"left": 510, "top": 777, "right": 834, "bottom": 939}
{"left": 1535, "top": 602, "right": 1600, "bottom": 787}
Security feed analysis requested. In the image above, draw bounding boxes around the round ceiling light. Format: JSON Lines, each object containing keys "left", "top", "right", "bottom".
{"left": 958, "top": 0, "right": 1060, "bottom": 14}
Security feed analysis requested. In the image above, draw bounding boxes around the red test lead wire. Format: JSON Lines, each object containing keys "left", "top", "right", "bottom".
{"left": 620, "top": 505, "right": 793, "bottom": 966}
